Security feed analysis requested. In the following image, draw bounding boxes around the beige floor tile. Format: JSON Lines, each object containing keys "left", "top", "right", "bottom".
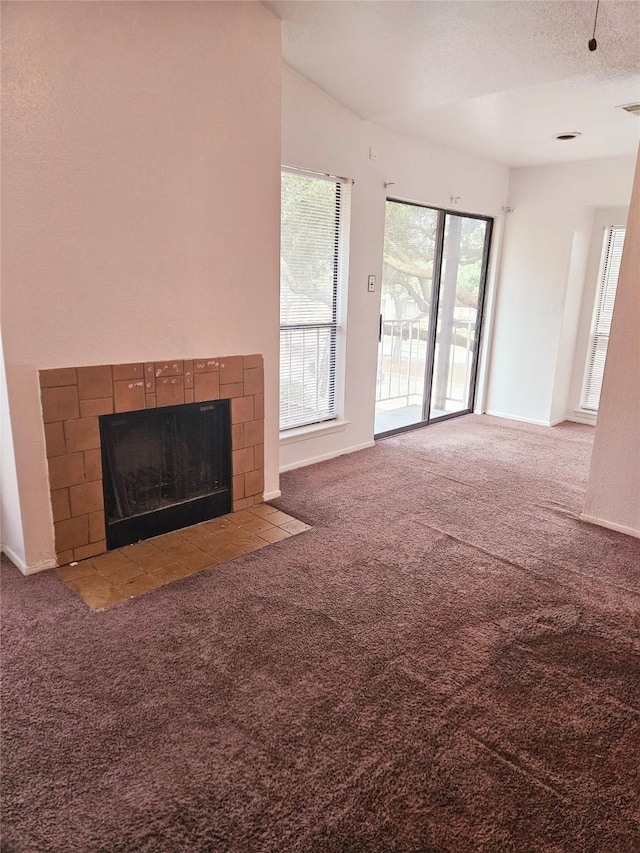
{"left": 215, "top": 526, "right": 269, "bottom": 551}
{"left": 180, "top": 525, "right": 225, "bottom": 549}
{"left": 279, "top": 519, "right": 312, "bottom": 535}
{"left": 199, "top": 540, "right": 246, "bottom": 562}
{"left": 149, "top": 562, "right": 200, "bottom": 584}
{"left": 213, "top": 526, "right": 249, "bottom": 544}
{"left": 114, "top": 573, "right": 161, "bottom": 599}
{"left": 195, "top": 528, "right": 225, "bottom": 546}
{"left": 119, "top": 540, "right": 165, "bottom": 563}
{"left": 265, "top": 510, "right": 296, "bottom": 527}
{"left": 229, "top": 510, "right": 258, "bottom": 526}
{"left": 56, "top": 561, "right": 96, "bottom": 582}
{"left": 94, "top": 559, "right": 146, "bottom": 585}
{"left": 127, "top": 550, "right": 178, "bottom": 572}
{"left": 154, "top": 530, "right": 189, "bottom": 550}
{"left": 247, "top": 503, "right": 279, "bottom": 518}
{"left": 240, "top": 537, "right": 270, "bottom": 554}
{"left": 82, "top": 588, "right": 123, "bottom": 611}
{"left": 179, "top": 549, "right": 217, "bottom": 571}
{"left": 194, "top": 539, "right": 226, "bottom": 558}
{"left": 239, "top": 517, "right": 277, "bottom": 535}
{"left": 161, "top": 541, "right": 199, "bottom": 560}
{"left": 197, "top": 531, "right": 231, "bottom": 551}
{"left": 256, "top": 526, "right": 292, "bottom": 544}
{"left": 92, "top": 549, "right": 135, "bottom": 571}
{"left": 66, "top": 574, "right": 119, "bottom": 611}
{"left": 200, "top": 515, "right": 239, "bottom": 533}
{"left": 160, "top": 541, "right": 214, "bottom": 568}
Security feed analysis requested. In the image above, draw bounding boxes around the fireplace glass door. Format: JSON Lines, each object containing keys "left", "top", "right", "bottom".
{"left": 100, "top": 400, "right": 232, "bottom": 549}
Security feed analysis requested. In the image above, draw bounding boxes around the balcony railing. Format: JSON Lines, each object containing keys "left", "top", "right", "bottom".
{"left": 376, "top": 317, "right": 475, "bottom": 409}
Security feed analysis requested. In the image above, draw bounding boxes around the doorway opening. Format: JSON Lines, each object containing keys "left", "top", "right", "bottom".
{"left": 375, "top": 200, "right": 492, "bottom": 437}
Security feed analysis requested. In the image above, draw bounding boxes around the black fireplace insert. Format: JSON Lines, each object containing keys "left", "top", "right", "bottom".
{"left": 99, "top": 399, "right": 232, "bottom": 549}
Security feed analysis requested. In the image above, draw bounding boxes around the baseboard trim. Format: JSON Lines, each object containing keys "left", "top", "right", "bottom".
{"left": 485, "top": 410, "right": 552, "bottom": 427}
{"left": 280, "top": 441, "right": 375, "bottom": 473}
{"left": 579, "top": 514, "right": 640, "bottom": 539}
{"left": 1, "top": 545, "right": 56, "bottom": 576}
{"left": 263, "top": 490, "right": 282, "bottom": 502}
{"left": 1, "top": 545, "right": 26, "bottom": 573}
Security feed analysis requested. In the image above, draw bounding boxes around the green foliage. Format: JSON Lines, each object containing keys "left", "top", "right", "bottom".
{"left": 281, "top": 172, "right": 336, "bottom": 302}
{"left": 383, "top": 201, "right": 487, "bottom": 315}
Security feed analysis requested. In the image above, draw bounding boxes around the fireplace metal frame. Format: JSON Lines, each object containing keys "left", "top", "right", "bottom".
{"left": 99, "top": 399, "right": 232, "bottom": 550}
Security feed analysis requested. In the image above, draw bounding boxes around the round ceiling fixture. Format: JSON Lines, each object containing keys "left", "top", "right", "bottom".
{"left": 554, "top": 132, "right": 582, "bottom": 141}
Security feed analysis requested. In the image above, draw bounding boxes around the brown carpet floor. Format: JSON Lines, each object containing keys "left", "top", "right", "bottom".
{"left": 2, "top": 414, "right": 639, "bottom": 852}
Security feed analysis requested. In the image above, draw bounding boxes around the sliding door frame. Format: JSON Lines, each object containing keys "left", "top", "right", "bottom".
{"left": 421, "top": 207, "right": 446, "bottom": 426}
{"left": 375, "top": 199, "right": 493, "bottom": 440}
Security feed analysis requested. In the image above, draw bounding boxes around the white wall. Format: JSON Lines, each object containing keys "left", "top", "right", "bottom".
{"left": 280, "top": 67, "right": 510, "bottom": 471}
{"left": 550, "top": 205, "right": 595, "bottom": 425}
{"left": 1, "top": 1, "right": 281, "bottom": 571}
{"left": 583, "top": 150, "right": 640, "bottom": 538}
{"left": 0, "top": 341, "right": 26, "bottom": 569}
{"left": 566, "top": 205, "right": 629, "bottom": 421}
{"left": 486, "top": 157, "right": 636, "bottom": 426}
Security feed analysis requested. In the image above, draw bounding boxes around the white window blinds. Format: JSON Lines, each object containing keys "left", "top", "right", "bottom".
{"left": 581, "top": 226, "right": 626, "bottom": 412}
{"left": 280, "top": 169, "right": 350, "bottom": 431}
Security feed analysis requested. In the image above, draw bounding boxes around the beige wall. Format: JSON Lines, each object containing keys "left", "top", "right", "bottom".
{"left": 583, "top": 148, "right": 640, "bottom": 538}
{"left": 1, "top": 1, "right": 281, "bottom": 571}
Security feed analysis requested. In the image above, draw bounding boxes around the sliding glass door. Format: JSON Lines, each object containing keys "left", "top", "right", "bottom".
{"left": 375, "top": 200, "right": 492, "bottom": 437}
{"left": 375, "top": 203, "right": 439, "bottom": 433}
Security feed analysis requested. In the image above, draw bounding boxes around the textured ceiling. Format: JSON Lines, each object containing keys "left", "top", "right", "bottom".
{"left": 264, "top": 0, "right": 640, "bottom": 167}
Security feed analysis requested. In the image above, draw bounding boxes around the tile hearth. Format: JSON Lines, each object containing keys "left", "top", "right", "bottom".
{"left": 56, "top": 503, "right": 310, "bottom": 611}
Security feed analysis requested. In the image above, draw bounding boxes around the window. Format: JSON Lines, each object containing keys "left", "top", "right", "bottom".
{"left": 279, "top": 169, "right": 350, "bottom": 431}
{"left": 581, "top": 226, "right": 626, "bottom": 411}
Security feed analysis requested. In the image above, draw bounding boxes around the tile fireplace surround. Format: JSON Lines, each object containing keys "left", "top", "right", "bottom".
{"left": 39, "top": 355, "right": 265, "bottom": 566}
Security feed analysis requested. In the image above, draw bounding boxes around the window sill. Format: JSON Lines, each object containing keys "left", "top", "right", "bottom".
{"left": 279, "top": 419, "right": 350, "bottom": 445}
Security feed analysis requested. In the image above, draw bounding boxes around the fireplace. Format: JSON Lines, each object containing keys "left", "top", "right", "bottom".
{"left": 100, "top": 400, "right": 232, "bottom": 549}
{"left": 39, "top": 354, "right": 265, "bottom": 566}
